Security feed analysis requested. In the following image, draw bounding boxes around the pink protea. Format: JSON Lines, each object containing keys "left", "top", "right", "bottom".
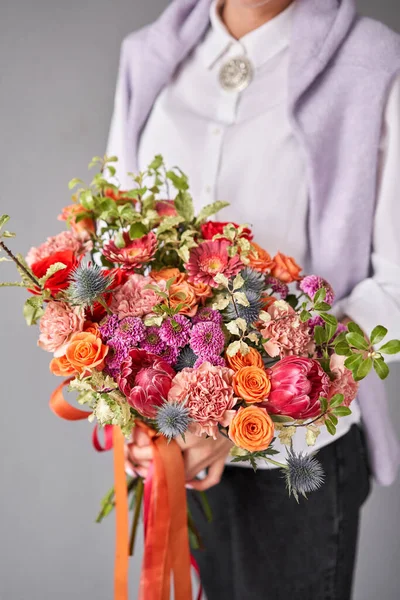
{"left": 328, "top": 354, "right": 359, "bottom": 407}
{"left": 168, "top": 362, "right": 236, "bottom": 438}
{"left": 26, "top": 230, "right": 92, "bottom": 267}
{"left": 117, "top": 349, "right": 176, "bottom": 418}
{"left": 261, "top": 300, "right": 315, "bottom": 358}
{"left": 268, "top": 356, "right": 330, "bottom": 420}
{"left": 102, "top": 231, "right": 157, "bottom": 270}
{"left": 186, "top": 240, "right": 243, "bottom": 288}
{"left": 109, "top": 273, "right": 161, "bottom": 319}
{"left": 38, "top": 301, "right": 85, "bottom": 356}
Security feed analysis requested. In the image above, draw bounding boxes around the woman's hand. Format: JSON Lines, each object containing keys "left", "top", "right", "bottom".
{"left": 124, "top": 427, "right": 153, "bottom": 479}
{"left": 177, "top": 432, "right": 233, "bottom": 491}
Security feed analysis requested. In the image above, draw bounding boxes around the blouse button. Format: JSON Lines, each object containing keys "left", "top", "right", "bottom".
{"left": 218, "top": 56, "right": 253, "bottom": 92}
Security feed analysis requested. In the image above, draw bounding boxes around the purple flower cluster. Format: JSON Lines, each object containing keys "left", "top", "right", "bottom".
{"left": 308, "top": 315, "right": 347, "bottom": 342}
{"left": 100, "top": 315, "right": 146, "bottom": 378}
{"left": 300, "top": 275, "right": 335, "bottom": 305}
{"left": 192, "top": 307, "right": 223, "bottom": 326}
{"left": 189, "top": 321, "right": 225, "bottom": 362}
{"left": 266, "top": 276, "right": 289, "bottom": 300}
{"left": 141, "top": 326, "right": 166, "bottom": 355}
{"left": 159, "top": 315, "right": 191, "bottom": 348}
{"left": 194, "top": 355, "right": 226, "bottom": 368}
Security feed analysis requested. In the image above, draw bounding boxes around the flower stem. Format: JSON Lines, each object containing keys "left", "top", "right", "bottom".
{"left": 0, "top": 240, "right": 41, "bottom": 288}
{"left": 263, "top": 457, "right": 288, "bottom": 469}
{"left": 129, "top": 477, "right": 144, "bottom": 556}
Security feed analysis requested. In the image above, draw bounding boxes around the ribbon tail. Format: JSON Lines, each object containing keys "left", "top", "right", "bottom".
{"left": 113, "top": 426, "right": 129, "bottom": 600}
{"left": 50, "top": 378, "right": 92, "bottom": 420}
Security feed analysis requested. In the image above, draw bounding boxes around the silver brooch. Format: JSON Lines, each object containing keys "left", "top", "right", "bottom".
{"left": 218, "top": 56, "right": 253, "bottom": 92}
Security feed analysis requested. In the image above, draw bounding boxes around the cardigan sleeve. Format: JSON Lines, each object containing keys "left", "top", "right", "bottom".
{"left": 334, "top": 73, "right": 400, "bottom": 361}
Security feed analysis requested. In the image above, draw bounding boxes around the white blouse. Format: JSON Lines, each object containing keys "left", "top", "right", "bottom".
{"left": 110, "top": 1, "right": 400, "bottom": 465}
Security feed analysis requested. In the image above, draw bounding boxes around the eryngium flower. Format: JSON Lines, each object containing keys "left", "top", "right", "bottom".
{"left": 175, "top": 346, "right": 198, "bottom": 371}
{"left": 68, "top": 264, "right": 113, "bottom": 307}
{"left": 238, "top": 267, "right": 266, "bottom": 294}
{"left": 284, "top": 448, "right": 325, "bottom": 501}
{"left": 155, "top": 401, "right": 191, "bottom": 440}
{"left": 224, "top": 290, "right": 263, "bottom": 325}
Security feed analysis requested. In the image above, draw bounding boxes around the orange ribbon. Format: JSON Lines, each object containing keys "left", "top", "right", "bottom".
{"left": 50, "top": 381, "right": 193, "bottom": 600}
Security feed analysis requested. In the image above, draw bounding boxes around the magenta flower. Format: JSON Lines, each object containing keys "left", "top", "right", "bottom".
{"left": 266, "top": 276, "right": 289, "bottom": 300}
{"left": 157, "top": 345, "right": 180, "bottom": 366}
{"left": 159, "top": 315, "right": 192, "bottom": 348}
{"left": 117, "top": 349, "right": 176, "bottom": 417}
{"left": 194, "top": 355, "right": 226, "bottom": 368}
{"left": 186, "top": 240, "right": 243, "bottom": 288}
{"left": 300, "top": 275, "right": 335, "bottom": 305}
{"left": 192, "top": 307, "right": 223, "bottom": 325}
{"left": 190, "top": 321, "right": 225, "bottom": 358}
{"left": 268, "top": 356, "right": 330, "bottom": 420}
{"left": 141, "top": 326, "right": 166, "bottom": 355}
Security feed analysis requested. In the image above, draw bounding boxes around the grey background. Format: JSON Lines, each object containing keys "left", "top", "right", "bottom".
{"left": 0, "top": 1, "right": 399, "bottom": 599}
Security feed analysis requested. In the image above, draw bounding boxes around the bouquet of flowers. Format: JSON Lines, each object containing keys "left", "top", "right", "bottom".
{"left": 1, "top": 155, "right": 399, "bottom": 599}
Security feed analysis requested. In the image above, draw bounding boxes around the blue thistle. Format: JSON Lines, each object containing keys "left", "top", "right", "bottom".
{"left": 155, "top": 402, "right": 191, "bottom": 440}
{"left": 238, "top": 267, "right": 266, "bottom": 294}
{"left": 175, "top": 346, "right": 198, "bottom": 372}
{"left": 284, "top": 448, "right": 325, "bottom": 501}
{"left": 67, "top": 263, "right": 113, "bottom": 307}
{"left": 224, "top": 290, "right": 263, "bottom": 325}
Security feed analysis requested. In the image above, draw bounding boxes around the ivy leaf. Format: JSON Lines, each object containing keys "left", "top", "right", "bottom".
{"left": 346, "top": 332, "right": 370, "bottom": 351}
{"left": 176, "top": 245, "right": 191, "bottom": 263}
{"left": 23, "top": 297, "right": 44, "bottom": 326}
{"left": 379, "top": 340, "right": 400, "bottom": 355}
{"left": 195, "top": 201, "right": 230, "bottom": 225}
{"left": 38, "top": 262, "right": 66, "bottom": 286}
{"left": 373, "top": 357, "right": 390, "bottom": 380}
{"left": 370, "top": 325, "right": 388, "bottom": 346}
{"left": 355, "top": 357, "right": 373, "bottom": 381}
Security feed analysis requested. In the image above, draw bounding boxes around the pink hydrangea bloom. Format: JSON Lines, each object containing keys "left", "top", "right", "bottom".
{"left": 261, "top": 300, "right": 315, "bottom": 358}
{"left": 109, "top": 274, "right": 161, "bottom": 319}
{"left": 26, "top": 230, "right": 92, "bottom": 267}
{"left": 328, "top": 354, "right": 359, "bottom": 407}
{"left": 299, "top": 275, "right": 335, "bottom": 305}
{"left": 186, "top": 240, "right": 243, "bottom": 288}
{"left": 168, "top": 362, "right": 236, "bottom": 438}
{"left": 38, "top": 301, "right": 84, "bottom": 356}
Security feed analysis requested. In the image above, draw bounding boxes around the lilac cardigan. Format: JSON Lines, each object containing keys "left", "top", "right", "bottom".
{"left": 107, "top": 0, "right": 400, "bottom": 485}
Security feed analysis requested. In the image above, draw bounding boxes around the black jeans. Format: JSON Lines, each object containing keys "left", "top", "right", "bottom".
{"left": 188, "top": 425, "right": 371, "bottom": 600}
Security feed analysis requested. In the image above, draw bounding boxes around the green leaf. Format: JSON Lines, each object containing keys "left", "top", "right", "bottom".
{"left": 314, "top": 301, "right": 331, "bottom": 312}
{"left": 313, "top": 287, "right": 326, "bottom": 304}
{"left": 344, "top": 354, "right": 363, "bottom": 372}
{"left": 156, "top": 216, "right": 185, "bottom": 235}
{"left": 2, "top": 231, "right": 16, "bottom": 238}
{"left": 320, "top": 396, "right": 328, "bottom": 413}
{"left": 335, "top": 341, "right": 352, "bottom": 356}
{"left": 174, "top": 191, "right": 194, "bottom": 222}
{"left": 38, "top": 262, "right": 66, "bottom": 286}
{"left": 198, "top": 491, "right": 213, "bottom": 523}
{"left": 195, "top": 201, "right": 230, "bottom": 225}
{"left": 346, "top": 332, "right": 370, "bottom": 351}
{"left": 300, "top": 309, "right": 312, "bottom": 322}
{"left": 355, "top": 357, "right": 373, "bottom": 380}
{"left": 285, "top": 294, "right": 298, "bottom": 310}
{"left": 333, "top": 406, "right": 353, "bottom": 417}
{"left": 334, "top": 331, "right": 347, "bottom": 345}
{"left": 148, "top": 154, "right": 164, "bottom": 171}
{"left": 373, "top": 357, "right": 390, "bottom": 380}
{"left": 325, "top": 419, "right": 336, "bottom": 436}
{"left": 129, "top": 222, "right": 148, "bottom": 240}
{"left": 329, "top": 414, "right": 338, "bottom": 426}
{"left": 329, "top": 393, "right": 345, "bottom": 409}
{"left": 0, "top": 215, "right": 10, "bottom": 231}
{"left": 314, "top": 325, "right": 328, "bottom": 345}
{"left": 379, "top": 340, "right": 400, "bottom": 355}
{"left": 347, "top": 322, "right": 365, "bottom": 337}
{"left": 270, "top": 415, "right": 295, "bottom": 424}
{"left": 68, "top": 178, "right": 84, "bottom": 190}
{"left": 370, "top": 325, "right": 388, "bottom": 346}
{"left": 166, "top": 169, "right": 189, "bottom": 192}
{"left": 0, "top": 281, "right": 26, "bottom": 287}
{"left": 319, "top": 313, "right": 338, "bottom": 341}
{"left": 23, "top": 296, "right": 44, "bottom": 326}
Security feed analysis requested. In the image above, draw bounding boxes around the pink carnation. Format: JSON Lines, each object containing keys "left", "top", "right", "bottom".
{"left": 38, "top": 301, "right": 84, "bottom": 356}
{"left": 168, "top": 362, "right": 236, "bottom": 438}
{"left": 328, "top": 354, "right": 359, "bottom": 407}
{"left": 261, "top": 300, "right": 315, "bottom": 358}
{"left": 26, "top": 230, "right": 92, "bottom": 267}
{"left": 109, "top": 274, "right": 161, "bottom": 319}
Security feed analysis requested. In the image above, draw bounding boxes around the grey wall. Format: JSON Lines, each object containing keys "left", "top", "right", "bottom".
{"left": 0, "top": 1, "right": 398, "bottom": 599}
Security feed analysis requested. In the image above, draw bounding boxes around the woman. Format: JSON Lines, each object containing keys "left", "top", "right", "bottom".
{"left": 108, "top": 1, "right": 400, "bottom": 598}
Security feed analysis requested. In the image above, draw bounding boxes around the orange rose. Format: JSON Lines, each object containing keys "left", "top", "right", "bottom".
{"left": 58, "top": 203, "right": 95, "bottom": 234}
{"left": 189, "top": 280, "right": 213, "bottom": 303}
{"left": 151, "top": 268, "right": 186, "bottom": 285}
{"left": 260, "top": 295, "right": 278, "bottom": 310}
{"left": 83, "top": 321, "right": 101, "bottom": 336}
{"left": 233, "top": 366, "right": 271, "bottom": 403}
{"left": 50, "top": 355, "right": 77, "bottom": 377}
{"left": 226, "top": 348, "right": 264, "bottom": 372}
{"left": 169, "top": 281, "right": 198, "bottom": 317}
{"left": 271, "top": 252, "right": 302, "bottom": 283}
{"left": 65, "top": 331, "right": 109, "bottom": 376}
{"left": 229, "top": 406, "right": 274, "bottom": 452}
{"left": 247, "top": 243, "right": 274, "bottom": 274}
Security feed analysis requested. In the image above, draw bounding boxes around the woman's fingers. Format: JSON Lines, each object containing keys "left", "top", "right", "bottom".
{"left": 134, "top": 428, "right": 152, "bottom": 448}
{"left": 127, "top": 443, "right": 153, "bottom": 463}
{"left": 186, "top": 456, "right": 226, "bottom": 492}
